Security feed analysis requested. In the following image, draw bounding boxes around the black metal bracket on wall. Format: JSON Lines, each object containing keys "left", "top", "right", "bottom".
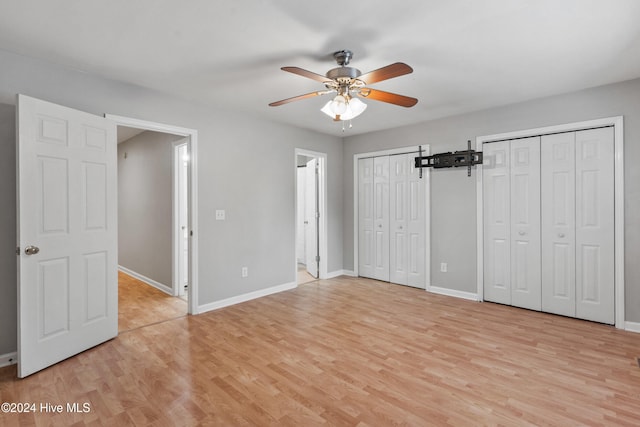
{"left": 414, "top": 140, "right": 483, "bottom": 178}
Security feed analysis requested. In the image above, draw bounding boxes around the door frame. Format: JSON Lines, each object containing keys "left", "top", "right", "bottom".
{"left": 106, "top": 114, "right": 199, "bottom": 315}
{"left": 475, "top": 116, "right": 624, "bottom": 329}
{"left": 294, "top": 149, "right": 327, "bottom": 280}
{"left": 353, "top": 145, "right": 431, "bottom": 289}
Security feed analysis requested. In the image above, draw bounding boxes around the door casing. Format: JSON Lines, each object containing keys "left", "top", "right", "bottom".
{"left": 106, "top": 114, "right": 199, "bottom": 315}
{"left": 294, "top": 149, "right": 327, "bottom": 280}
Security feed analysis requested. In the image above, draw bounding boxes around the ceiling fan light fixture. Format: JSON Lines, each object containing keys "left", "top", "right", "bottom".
{"left": 321, "top": 96, "right": 367, "bottom": 121}
{"left": 330, "top": 95, "right": 348, "bottom": 115}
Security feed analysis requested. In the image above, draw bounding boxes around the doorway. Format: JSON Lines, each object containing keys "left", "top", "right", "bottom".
{"left": 107, "top": 114, "right": 199, "bottom": 316}
{"left": 116, "top": 128, "right": 191, "bottom": 330}
{"left": 295, "top": 149, "right": 327, "bottom": 284}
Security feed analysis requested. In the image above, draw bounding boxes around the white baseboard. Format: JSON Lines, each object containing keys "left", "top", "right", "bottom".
{"left": 118, "top": 265, "right": 172, "bottom": 295}
{"left": 625, "top": 321, "right": 640, "bottom": 333}
{"left": 0, "top": 352, "right": 17, "bottom": 368}
{"left": 326, "top": 269, "right": 356, "bottom": 279}
{"left": 428, "top": 285, "right": 479, "bottom": 301}
{"left": 198, "top": 281, "right": 297, "bottom": 314}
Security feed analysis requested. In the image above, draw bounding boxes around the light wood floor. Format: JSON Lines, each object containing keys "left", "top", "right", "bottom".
{"left": 1, "top": 276, "right": 640, "bottom": 426}
{"left": 118, "top": 271, "right": 187, "bottom": 332}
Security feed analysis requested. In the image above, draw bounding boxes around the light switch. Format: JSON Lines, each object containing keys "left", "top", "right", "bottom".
{"left": 215, "top": 210, "right": 225, "bottom": 220}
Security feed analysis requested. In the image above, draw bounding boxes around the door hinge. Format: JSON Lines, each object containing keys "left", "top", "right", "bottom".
{"left": 315, "top": 212, "right": 320, "bottom": 218}
{"left": 315, "top": 255, "right": 320, "bottom": 262}
{"left": 16, "top": 246, "right": 20, "bottom": 255}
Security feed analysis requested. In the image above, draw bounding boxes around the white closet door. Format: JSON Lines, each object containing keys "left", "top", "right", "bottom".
{"left": 406, "top": 153, "right": 426, "bottom": 288}
{"left": 541, "top": 132, "right": 576, "bottom": 317}
{"left": 575, "top": 127, "right": 615, "bottom": 324}
{"left": 358, "top": 158, "right": 375, "bottom": 278}
{"left": 373, "top": 156, "right": 390, "bottom": 281}
{"left": 510, "top": 137, "right": 541, "bottom": 310}
{"left": 483, "top": 141, "right": 511, "bottom": 305}
{"left": 390, "top": 154, "right": 408, "bottom": 285}
{"left": 389, "top": 153, "right": 425, "bottom": 288}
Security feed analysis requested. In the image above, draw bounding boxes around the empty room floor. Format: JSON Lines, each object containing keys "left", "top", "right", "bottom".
{"left": 1, "top": 276, "right": 639, "bottom": 426}
{"left": 118, "top": 271, "right": 187, "bottom": 332}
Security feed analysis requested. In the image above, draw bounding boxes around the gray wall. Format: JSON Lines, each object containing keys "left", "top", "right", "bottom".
{"left": 118, "top": 131, "right": 182, "bottom": 287}
{"left": 0, "top": 49, "right": 343, "bottom": 354}
{"left": 0, "top": 104, "right": 16, "bottom": 354}
{"left": 343, "top": 77, "right": 640, "bottom": 322}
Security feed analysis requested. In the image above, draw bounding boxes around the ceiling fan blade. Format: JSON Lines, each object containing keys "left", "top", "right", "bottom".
{"left": 358, "top": 88, "right": 418, "bottom": 107}
{"left": 281, "top": 66, "right": 331, "bottom": 83}
{"left": 269, "top": 91, "right": 329, "bottom": 107}
{"left": 358, "top": 62, "right": 413, "bottom": 85}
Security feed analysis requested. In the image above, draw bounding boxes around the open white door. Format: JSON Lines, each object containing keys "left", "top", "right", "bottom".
{"left": 17, "top": 95, "right": 117, "bottom": 378}
{"left": 304, "top": 158, "right": 318, "bottom": 278}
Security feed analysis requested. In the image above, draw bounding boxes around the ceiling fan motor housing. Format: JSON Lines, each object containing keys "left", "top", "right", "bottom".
{"left": 326, "top": 66, "right": 362, "bottom": 80}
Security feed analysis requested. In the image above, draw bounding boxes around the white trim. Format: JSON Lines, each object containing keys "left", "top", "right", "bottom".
{"left": 198, "top": 281, "right": 297, "bottom": 314}
{"left": 327, "top": 269, "right": 356, "bottom": 279}
{"left": 0, "top": 352, "right": 17, "bottom": 368}
{"left": 294, "top": 149, "right": 328, "bottom": 280}
{"left": 476, "top": 116, "right": 625, "bottom": 328}
{"left": 624, "top": 321, "right": 640, "bottom": 334}
{"left": 118, "top": 265, "right": 172, "bottom": 295}
{"left": 106, "top": 114, "right": 199, "bottom": 315}
{"left": 353, "top": 145, "right": 431, "bottom": 289}
{"left": 428, "top": 286, "right": 479, "bottom": 302}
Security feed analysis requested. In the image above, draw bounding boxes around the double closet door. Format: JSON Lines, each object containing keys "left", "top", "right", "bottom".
{"left": 358, "top": 153, "right": 426, "bottom": 288}
{"left": 483, "top": 127, "right": 614, "bottom": 324}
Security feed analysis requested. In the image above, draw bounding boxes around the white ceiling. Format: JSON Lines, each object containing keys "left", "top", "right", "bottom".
{"left": 1, "top": 0, "right": 639, "bottom": 137}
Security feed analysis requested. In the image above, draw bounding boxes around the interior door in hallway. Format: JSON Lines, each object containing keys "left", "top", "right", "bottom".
{"left": 17, "top": 95, "right": 118, "bottom": 377}
{"left": 304, "top": 158, "right": 319, "bottom": 278}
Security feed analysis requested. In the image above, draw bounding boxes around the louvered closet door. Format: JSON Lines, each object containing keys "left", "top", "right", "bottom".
{"left": 483, "top": 141, "right": 511, "bottom": 305}
{"left": 574, "top": 127, "right": 614, "bottom": 324}
{"left": 389, "top": 154, "right": 425, "bottom": 288}
{"left": 510, "top": 137, "right": 541, "bottom": 310}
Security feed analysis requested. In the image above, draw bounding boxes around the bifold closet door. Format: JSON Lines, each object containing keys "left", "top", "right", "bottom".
{"left": 483, "top": 141, "right": 511, "bottom": 305}
{"left": 389, "top": 153, "right": 425, "bottom": 288}
{"left": 509, "top": 137, "right": 541, "bottom": 310}
{"left": 358, "top": 156, "right": 390, "bottom": 282}
{"left": 541, "top": 132, "right": 576, "bottom": 317}
{"left": 541, "top": 128, "right": 614, "bottom": 324}
{"left": 483, "top": 137, "right": 540, "bottom": 309}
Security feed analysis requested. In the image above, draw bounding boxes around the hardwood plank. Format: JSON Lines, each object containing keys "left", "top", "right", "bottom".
{"left": 1, "top": 276, "right": 640, "bottom": 426}
{"left": 118, "top": 271, "right": 187, "bottom": 332}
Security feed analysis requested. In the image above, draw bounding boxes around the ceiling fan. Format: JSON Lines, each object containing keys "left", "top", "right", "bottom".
{"left": 269, "top": 50, "right": 418, "bottom": 122}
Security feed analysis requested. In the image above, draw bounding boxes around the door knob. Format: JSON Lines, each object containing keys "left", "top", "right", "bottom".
{"left": 399, "top": 225, "right": 403, "bottom": 230}
{"left": 25, "top": 245, "right": 40, "bottom": 255}
{"left": 558, "top": 233, "right": 565, "bottom": 238}
{"left": 518, "top": 231, "right": 525, "bottom": 236}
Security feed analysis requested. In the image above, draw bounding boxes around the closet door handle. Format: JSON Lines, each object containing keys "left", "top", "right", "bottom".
{"left": 518, "top": 231, "right": 525, "bottom": 236}
{"left": 558, "top": 233, "right": 565, "bottom": 238}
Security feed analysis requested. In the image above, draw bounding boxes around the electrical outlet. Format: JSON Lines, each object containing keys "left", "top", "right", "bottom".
{"left": 241, "top": 267, "right": 248, "bottom": 278}
{"left": 215, "top": 210, "right": 226, "bottom": 220}
{"left": 440, "top": 262, "right": 448, "bottom": 273}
